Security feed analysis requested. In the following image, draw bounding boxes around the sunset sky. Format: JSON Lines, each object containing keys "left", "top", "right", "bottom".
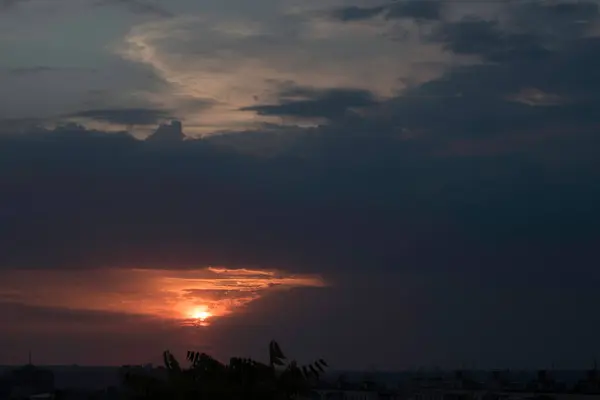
{"left": 1, "top": 0, "right": 600, "bottom": 370}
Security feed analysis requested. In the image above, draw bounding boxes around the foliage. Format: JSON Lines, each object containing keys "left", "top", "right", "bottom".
{"left": 122, "top": 340, "right": 328, "bottom": 400}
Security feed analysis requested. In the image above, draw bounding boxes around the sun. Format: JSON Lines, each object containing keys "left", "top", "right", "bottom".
{"left": 190, "top": 309, "right": 212, "bottom": 321}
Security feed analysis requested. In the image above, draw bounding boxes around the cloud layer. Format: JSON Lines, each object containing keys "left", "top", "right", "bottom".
{"left": 0, "top": 267, "right": 324, "bottom": 324}
{"left": 1, "top": 0, "right": 600, "bottom": 369}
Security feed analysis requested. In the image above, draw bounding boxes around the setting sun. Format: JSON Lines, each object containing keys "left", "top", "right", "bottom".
{"left": 191, "top": 309, "right": 211, "bottom": 321}
{"left": 0, "top": 268, "right": 325, "bottom": 330}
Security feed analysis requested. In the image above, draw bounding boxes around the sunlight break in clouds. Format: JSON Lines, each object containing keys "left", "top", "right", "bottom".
{"left": 0, "top": 267, "right": 325, "bottom": 326}
{"left": 116, "top": 9, "right": 461, "bottom": 135}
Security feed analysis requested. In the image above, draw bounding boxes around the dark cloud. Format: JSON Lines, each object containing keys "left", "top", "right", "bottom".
{"left": 0, "top": 302, "right": 188, "bottom": 366}
{"left": 204, "top": 272, "right": 600, "bottom": 369}
{"left": 2, "top": 1, "right": 599, "bottom": 280}
{"left": 386, "top": 0, "right": 442, "bottom": 21}
{"left": 329, "top": 0, "right": 442, "bottom": 22}
{"left": 429, "top": 0, "right": 600, "bottom": 62}
{"left": 0, "top": 0, "right": 21, "bottom": 10}
{"left": 242, "top": 86, "right": 379, "bottom": 119}
{"left": 329, "top": 5, "right": 386, "bottom": 22}
{"left": 367, "top": 0, "right": 600, "bottom": 142}
{"left": 1, "top": 0, "right": 172, "bottom": 16}
{"left": 6, "top": 66, "right": 56, "bottom": 75}
{"left": 430, "top": 18, "right": 551, "bottom": 62}
{"left": 384, "top": 39, "right": 600, "bottom": 139}
{"left": 4, "top": 272, "right": 600, "bottom": 369}
{"left": 3, "top": 0, "right": 600, "bottom": 368}
{"left": 4, "top": 66, "right": 97, "bottom": 76}
{"left": 511, "top": 0, "right": 599, "bottom": 41}
{"left": 69, "top": 107, "right": 172, "bottom": 125}
{"left": 95, "top": 0, "right": 173, "bottom": 17}
{"left": 146, "top": 120, "right": 185, "bottom": 142}
{"left": 0, "top": 117, "right": 45, "bottom": 134}
{"left": 1, "top": 302, "right": 158, "bottom": 330}
{"left": 1, "top": 112, "right": 598, "bottom": 279}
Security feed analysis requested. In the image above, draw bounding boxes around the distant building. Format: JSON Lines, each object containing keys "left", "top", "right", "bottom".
{"left": 311, "top": 389, "right": 381, "bottom": 400}
{"left": 574, "top": 369, "right": 600, "bottom": 394}
{"left": 0, "top": 364, "right": 55, "bottom": 399}
{"left": 308, "top": 378, "right": 402, "bottom": 400}
{"left": 405, "top": 369, "right": 600, "bottom": 400}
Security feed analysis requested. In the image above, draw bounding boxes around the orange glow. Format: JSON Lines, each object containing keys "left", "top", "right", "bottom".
{"left": 185, "top": 306, "right": 213, "bottom": 327}
{"left": 0, "top": 267, "right": 326, "bottom": 327}
{"left": 190, "top": 308, "right": 211, "bottom": 321}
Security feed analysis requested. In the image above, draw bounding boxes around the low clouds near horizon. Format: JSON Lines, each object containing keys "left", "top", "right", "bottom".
{"left": 1, "top": 0, "right": 600, "bottom": 370}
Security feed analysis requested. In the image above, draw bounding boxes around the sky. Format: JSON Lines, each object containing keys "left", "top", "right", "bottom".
{"left": 1, "top": 0, "right": 600, "bottom": 370}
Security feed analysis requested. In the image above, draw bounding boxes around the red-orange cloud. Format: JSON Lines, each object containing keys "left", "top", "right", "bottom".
{"left": 0, "top": 267, "right": 326, "bottom": 326}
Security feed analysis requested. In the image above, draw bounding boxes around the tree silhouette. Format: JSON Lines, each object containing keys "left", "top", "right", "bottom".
{"left": 122, "top": 340, "right": 327, "bottom": 400}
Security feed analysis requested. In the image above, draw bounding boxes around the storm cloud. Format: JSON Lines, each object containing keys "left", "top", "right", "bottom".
{"left": 2, "top": 0, "right": 600, "bottom": 369}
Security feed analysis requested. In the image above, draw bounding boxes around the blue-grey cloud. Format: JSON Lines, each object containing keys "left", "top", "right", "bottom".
{"left": 512, "top": 0, "right": 599, "bottom": 41}
{"left": 1, "top": 0, "right": 172, "bottom": 17}
{"left": 96, "top": 0, "right": 173, "bottom": 17}
{"left": 69, "top": 107, "right": 173, "bottom": 125}
{"left": 242, "top": 86, "right": 379, "bottom": 119}
{"left": 6, "top": 66, "right": 56, "bottom": 75}
{"left": 430, "top": 18, "right": 551, "bottom": 62}
{"left": 1, "top": 111, "right": 598, "bottom": 278}
{"left": 386, "top": 0, "right": 442, "bottom": 21}
{"left": 329, "top": 5, "right": 386, "bottom": 22}
{"left": 3, "top": 0, "right": 599, "bottom": 279}
{"left": 329, "top": 0, "right": 442, "bottom": 22}
{"left": 0, "top": 0, "right": 21, "bottom": 10}
{"left": 428, "top": 0, "right": 599, "bottom": 62}
{"left": 3, "top": 66, "right": 97, "bottom": 76}
{"left": 146, "top": 120, "right": 185, "bottom": 142}
{"left": 2, "top": 117, "right": 599, "bottom": 369}
{"left": 3, "top": 0, "right": 600, "bottom": 369}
